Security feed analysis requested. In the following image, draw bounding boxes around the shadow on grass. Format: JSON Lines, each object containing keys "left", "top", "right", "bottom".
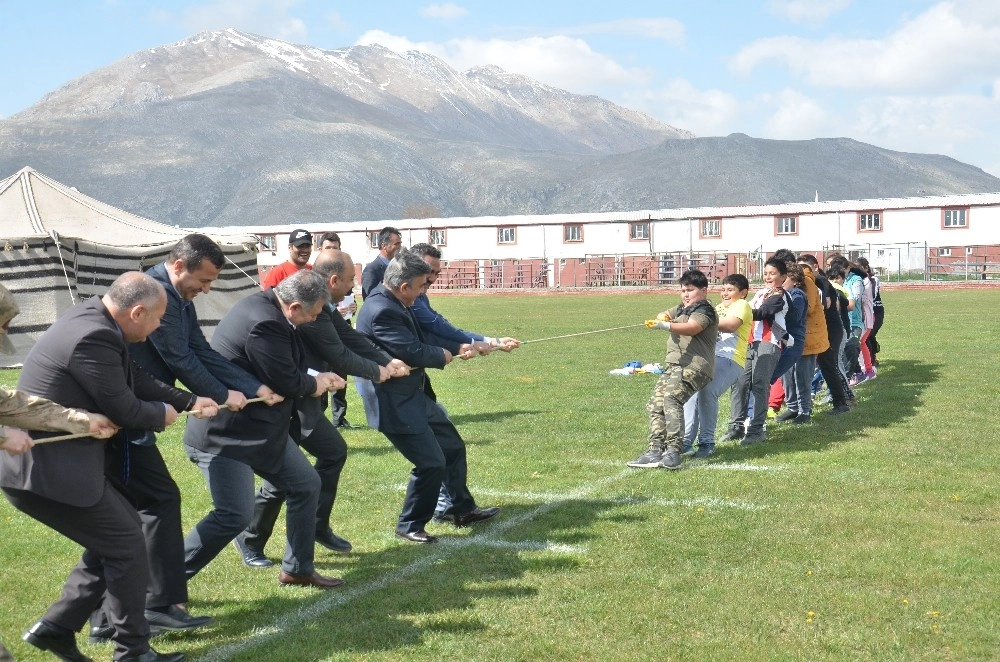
{"left": 713, "top": 358, "right": 940, "bottom": 462}
{"left": 447, "top": 409, "right": 545, "bottom": 425}
{"left": 169, "top": 500, "right": 618, "bottom": 659}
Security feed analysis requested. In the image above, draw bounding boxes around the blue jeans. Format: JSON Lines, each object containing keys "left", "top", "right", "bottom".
{"left": 683, "top": 357, "right": 744, "bottom": 450}
{"left": 354, "top": 378, "right": 380, "bottom": 428}
{"left": 784, "top": 354, "right": 818, "bottom": 415}
{"left": 183, "top": 437, "right": 321, "bottom": 577}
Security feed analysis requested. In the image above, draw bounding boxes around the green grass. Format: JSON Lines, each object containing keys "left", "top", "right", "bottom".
{"left": 2, "top": 289, "right": 999, "bottom": 660}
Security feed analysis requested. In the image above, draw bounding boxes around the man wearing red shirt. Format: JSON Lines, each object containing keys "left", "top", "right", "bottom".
{"left": 262, "top": 229, "right": 313, "bottom": 289}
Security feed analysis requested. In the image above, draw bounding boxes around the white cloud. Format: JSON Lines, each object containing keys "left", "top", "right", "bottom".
{"left": 176, "top": 0, "right": 308, "bottom": 41}
{"left": 767, "top": 0, "right": 852, "bottom": 24}
{"left": 731, "top": 1, "right": 1000, "bottom": 92}
{"left": 620, "top": 78, "right": 740, "bottom": 136}
{"left": 562, "top": 18, "right": 685, "bottom": 45}
{"left": 419, "top": 3, "right": 468, "bottom": 20}
{"left": 759, "top": 89, "right": 831, "bottom": 139}
{"left": 355, "top": 31, "right": 651, "bottom": 91}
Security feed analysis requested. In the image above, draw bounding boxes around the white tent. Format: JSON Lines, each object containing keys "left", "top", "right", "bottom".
{"left": 0, "top": 166, "right": 260, "bottom": 367}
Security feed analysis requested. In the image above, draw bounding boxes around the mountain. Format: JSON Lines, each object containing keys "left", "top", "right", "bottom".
{"left": 1, "top": 28, "right": 997, "bottom": 228}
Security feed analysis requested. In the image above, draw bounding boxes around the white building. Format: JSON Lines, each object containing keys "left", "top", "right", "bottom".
{"left": 205, "top": 191, "right": 1000, "bottom": 286}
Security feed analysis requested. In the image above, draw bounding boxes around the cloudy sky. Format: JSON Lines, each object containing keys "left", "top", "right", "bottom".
{"left": 4, "top": 1, "right": 1000, "bottom": 176}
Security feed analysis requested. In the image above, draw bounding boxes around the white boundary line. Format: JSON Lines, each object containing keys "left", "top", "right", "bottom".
{"left": 198, "top": 469, "right": 634, "bottom": 661}
{"left": 199, "top": 467, "right": 767, "bottom": 660}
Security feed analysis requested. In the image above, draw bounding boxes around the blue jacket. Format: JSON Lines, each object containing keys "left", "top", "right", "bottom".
{"left": 131, "top": 262, "right": 262, "bottom": 406}
{"left": 411, "top": 293, "right": 485, "bottom": 346}
{"left": 356, "top": 284, "right": 460, "bottom": 434}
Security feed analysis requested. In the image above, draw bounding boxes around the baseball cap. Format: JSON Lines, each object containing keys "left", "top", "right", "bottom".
{"left": 0, "top": 283, "right": 21, "bottom": 355}
{"left": 289, "top": 229, "right": 313, "bottom": 247}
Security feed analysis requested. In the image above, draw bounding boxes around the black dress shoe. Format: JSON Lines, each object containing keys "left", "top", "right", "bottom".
{"left": 119, "top": 648, "right": 184, "bottom": 662}
{"left": 232, "top": 536, "right": 274, "bottom": 568}
{"left": 145, "top": 605, "right": 213, "bottom": 632}
{"left": 315, "top": 529, "right": 353, "bottom": 553}
{"left": 336, "top": 420, "right": 357, "bottom": 429}
{"left": 452, "top": 506, "right": 501, "bottom": 527}
{"left": 395, "top": 530, "right": 438, "bottom": 544}
{"left": 23, "top": 620, "right": 92, "bottom": 661}
{"left": 89, "top": 624, "right": 115, "bottom": 644}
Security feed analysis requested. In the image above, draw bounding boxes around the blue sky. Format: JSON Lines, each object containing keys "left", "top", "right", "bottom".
{"left": 3, "top": 1, "right": 1000, "bottom": 176}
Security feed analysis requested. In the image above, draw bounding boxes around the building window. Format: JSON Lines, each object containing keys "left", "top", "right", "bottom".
{"left": 368, "top": 232, "right": 379, "bottom": 249}
{"left": 701, "top": 219, "right": 721, "bottom": 238}
{"left": 429, "top": 228, "right": 446, "bottom": 246}
{"left": 629, "top": 222, "right": 650, "bottom": 241}
{"left": 498, "top": 227, "right": 516, "bottom": 244}
{"left": 258, "top": 234, "right": 276, "bottom": 251}
{"left": 859, "top": 212, "right": 881, "bottom": 232}
{"left": 564, "top": 224, "right": 583, "bottom": 242}
{"left": 966, "top": 246, "right": 975, "bottom": 254}
{"left": 775, "top": 216, "right": 798, "bottom": 235}
{"left": 943, "top": 208, "right": 968, "bottom": 228}
{"left": 939, "top": 248, "right": 952, "bottom": 257}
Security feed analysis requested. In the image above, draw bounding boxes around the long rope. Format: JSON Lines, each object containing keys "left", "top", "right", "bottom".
{"left": 522, "top": 323, "right": 646, "bottom": 344}
{"left": 33, "top": 397, "right": 270, "bottom": 444}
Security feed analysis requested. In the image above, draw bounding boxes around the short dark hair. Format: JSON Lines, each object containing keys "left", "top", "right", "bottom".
{"left": 798, "top": 254, "right": 818, "bottom": 267}
{"left": 721, "top": 273, "right": 750, "bottom": 292}
{"left": 786, "top": 264, "right": 805, "bottom": 287}
{"left": 772, "top": 248, "right": 796, "bottom": 265}
{"left": 409, "top": 243, "right": 442, "bottom": 259}
{"left": 378, "top": 227, "right": 401, "bottom": 250}
{"left": 828, "top": 255, "right": 850, "bottom": 271}
{"left": 679, "top": 269, "right": 708, "bottom": 289}
{"left": 318, "top": 232, "right": 341, "bottom": 245}
{"left": 828, "top": 265, "right": 847, "bottom": 280}
{"left": 764, "top": 257, "right": 788, "bottom": 275}
{"left": 384, "top": 249, "right": 431, "bottom": 290}
{"left": 168, "top": 234, "right": 225, "bottom": 272}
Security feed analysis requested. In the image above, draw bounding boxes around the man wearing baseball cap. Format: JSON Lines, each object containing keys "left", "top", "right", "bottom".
{"left": 262, "top": 229, "right": 313, "bottom": 289}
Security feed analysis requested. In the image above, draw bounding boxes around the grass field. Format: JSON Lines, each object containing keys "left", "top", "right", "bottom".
{"left": 1, "top": 288, "right": 998, "bottom": 661}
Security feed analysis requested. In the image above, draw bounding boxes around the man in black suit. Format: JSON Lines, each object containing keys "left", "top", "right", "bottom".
{"left": 356, "top": 250, "right": 500, "bottom": 544}
{"left": 0, "top": 272, "right": 218, "bottom": 662}
{"left": 89, "top": 235, "right": 283, "bottom": 642}
{"left": 239, "top": 250, "right": 411, "bottom": 561}
{"left": 182, "top": 269, "right": 346, "bottom": 589}
{"left": 360, "top": 226, "right": 402, "bottom": 300}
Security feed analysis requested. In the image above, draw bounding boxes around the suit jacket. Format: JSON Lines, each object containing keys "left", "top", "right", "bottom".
{"left": 361, "top": 256, "right": 389, "bottom": 300}
{"left": 131, "top": 262, "right": 262, "bottom": 405}
{"left": 0, "top": 296, "right": 193, "bottom": 507}
{"left": 183, "top": 289, "right": 318, "bottom": 466}
{"left": 355, "top": 285, "right": 460, "bottom": 435}
{"left": 411, "top": 293, "right": 486, "bottom": 346}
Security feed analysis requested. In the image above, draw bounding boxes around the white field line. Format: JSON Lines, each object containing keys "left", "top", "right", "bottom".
{"left": 198, "top": 469, "right": 634, "bottom": 661}
{"left": 469, "top": 488, "right": 766, "bottom": 511}
{"left": 472, "top": 539, "right": 588, "bottom": 554}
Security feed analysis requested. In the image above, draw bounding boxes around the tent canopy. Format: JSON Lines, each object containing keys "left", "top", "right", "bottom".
{"left": 0, "top": 166, "right": 260, "bottom": 367}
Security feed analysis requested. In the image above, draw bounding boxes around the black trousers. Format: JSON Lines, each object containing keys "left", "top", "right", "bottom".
{"left": 105, "top": 442, "right": 188, "bottom": 608}
{"left": 243, "top": 415, "right": 348, "bottom": 552}
{"left": 816, "top": 323, "right": 849, "bottom": 407}
{"left": 384, "top": 395, "right": 476, "bottom": 534}
{"left": 3, "top": 484, "right": 152, "bottom": 659}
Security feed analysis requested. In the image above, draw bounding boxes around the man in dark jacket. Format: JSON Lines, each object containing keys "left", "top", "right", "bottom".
{"left": 356, "top": 250, "right": 499, "bottom": 545}
{"left": 182, "top": 270, "right": 345, "bottom": 589}
{"left": 1, "top": 272, "right": 217, "bottom": 662}
{"left": 239, "top": 250, "right": 411, "bottom": 560}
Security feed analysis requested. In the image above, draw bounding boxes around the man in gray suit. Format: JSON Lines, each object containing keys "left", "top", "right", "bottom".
{"left": 0, "top": 272, "right": 218, "bottom": 662}
{"left": 182, "top": 269, "right": 346, "bottom": 589}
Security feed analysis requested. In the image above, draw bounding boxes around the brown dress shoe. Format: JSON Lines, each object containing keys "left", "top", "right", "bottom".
{"left": 278, "top": 570, "right": 345, "bottom": 589}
